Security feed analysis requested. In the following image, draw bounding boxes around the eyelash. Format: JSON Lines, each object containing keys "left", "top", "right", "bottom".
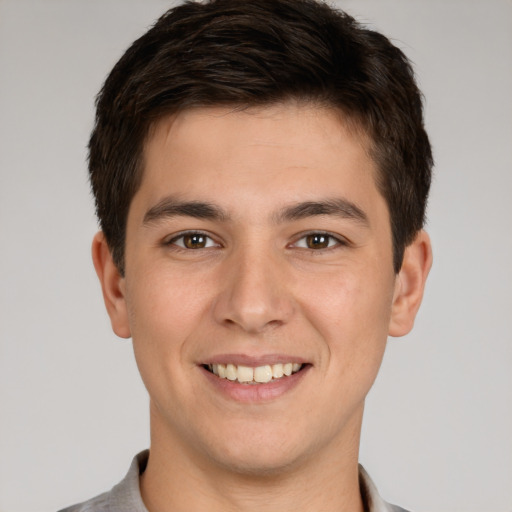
{"left": 164, "top": 231, "right": 219, "bottom": 250}
{"left": 290, "top": 231, "right": 348, "bottom": 251}
{"left": 164, "top": 230, "right": 348, "bottom": 252}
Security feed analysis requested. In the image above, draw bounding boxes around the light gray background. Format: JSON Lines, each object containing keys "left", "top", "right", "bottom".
{"left": 1, "top": 1, "right": 511, "bottom": 511}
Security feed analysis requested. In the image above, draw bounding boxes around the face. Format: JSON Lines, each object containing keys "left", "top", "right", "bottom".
{"left": 96, "top": 103, "right": 429, "bottom": 476}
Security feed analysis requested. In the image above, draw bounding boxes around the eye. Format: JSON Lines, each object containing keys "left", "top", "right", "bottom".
{"left": 167, "top": 232, "right": 219, "bottom": 249}
{"left": 292, "top": 232, "right": 344, "bottom": 250}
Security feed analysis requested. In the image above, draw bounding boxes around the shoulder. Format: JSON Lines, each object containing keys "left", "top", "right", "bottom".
{"left": 388, "top": 505, "right": 411, "bottom": 512}
{"left": 58, "top": 491, "right": 110, "bottom": 512}
{"left": 58, "top": 451, "right": 149, "bottom": 512}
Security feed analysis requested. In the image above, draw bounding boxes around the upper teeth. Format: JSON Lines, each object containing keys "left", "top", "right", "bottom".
{"left": 209, "top": 363, "right": 302, "bottom": 383}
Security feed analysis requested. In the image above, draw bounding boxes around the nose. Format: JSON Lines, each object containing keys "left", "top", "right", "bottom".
{"left": 212, "top": 245, "right": 295, "bottom": 334}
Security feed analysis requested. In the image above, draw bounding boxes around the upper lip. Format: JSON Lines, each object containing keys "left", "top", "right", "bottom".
{"left": 202, "top": 353, "right": 309, "bottom": 366}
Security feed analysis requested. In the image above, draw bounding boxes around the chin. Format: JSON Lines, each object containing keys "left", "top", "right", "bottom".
{"left": 199, "top": 424, "right": 316, "bottom": 478}
{"left": 212, "top": 445, "right": 305, "bottom": 478}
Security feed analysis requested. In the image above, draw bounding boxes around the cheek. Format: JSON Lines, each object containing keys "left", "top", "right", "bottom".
{"left": 127, "top": 264, "right": 209, "bottom": 334}
{"left": 125, "top": 271, "right": 209, "bottom": 415}
{"left": 124, "top": 266, "right": 214, "bottom": 388}
{"left": 299, "top": 265, "right": 394, "bottom": 364}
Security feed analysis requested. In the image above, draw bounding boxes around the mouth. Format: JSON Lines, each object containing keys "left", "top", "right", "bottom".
{"left": 203, "top": 362, "right": 306, "bottom": 384}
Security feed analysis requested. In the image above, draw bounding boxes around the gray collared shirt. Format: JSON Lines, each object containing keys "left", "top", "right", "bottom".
{"left": 59, "top": 450, "right": 409, "bottom": 512}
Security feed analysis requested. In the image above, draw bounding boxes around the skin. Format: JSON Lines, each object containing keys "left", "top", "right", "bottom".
{"left": 93, "top": 103, "right": 432, "bottom": 512}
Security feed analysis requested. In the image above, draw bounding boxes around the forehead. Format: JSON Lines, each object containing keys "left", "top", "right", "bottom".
{"left": 140, "top": 103, "right": 377, "bottom": 196}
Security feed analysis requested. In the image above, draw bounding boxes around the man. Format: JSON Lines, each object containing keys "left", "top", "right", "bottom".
{"left": 61, "top": 0, "right": 432, "bottom": 510}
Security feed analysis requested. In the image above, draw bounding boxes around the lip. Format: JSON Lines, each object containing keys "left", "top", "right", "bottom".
{"left": 199, "top": 358, "right": 311, "bottom": 403}
{"left": 203, "top": 353, "right": 309, "bottom": 366}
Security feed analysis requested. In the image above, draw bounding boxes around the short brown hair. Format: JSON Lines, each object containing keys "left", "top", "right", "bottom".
{"left": 89, "top": 0, "right": 433, "bottom": 274}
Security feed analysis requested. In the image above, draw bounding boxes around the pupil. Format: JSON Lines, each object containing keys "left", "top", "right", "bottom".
{"left": 307, "top": 234, "right": 328, "bottom": 249}
{"left": 185, "top": 234, "right": 205, "bottom": 249}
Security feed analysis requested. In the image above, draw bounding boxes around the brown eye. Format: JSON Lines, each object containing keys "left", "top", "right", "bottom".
{"left": 306, "top": 234, "right": 330, "bottom": 249}
{"left": 183, "top": 233, "right": 207, "bottom": 249}
{"left": 292, "top": 232, "right": 343, "bottom": 250}
{"left": 169, "top": 232, "right": 218, "bottom": 249}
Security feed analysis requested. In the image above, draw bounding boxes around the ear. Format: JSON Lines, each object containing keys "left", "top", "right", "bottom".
{"left": 388, "top": 230, "right": 433, "bottom": 337}
{"left": 91, "top": 231, "right": 131, "bottom": 339}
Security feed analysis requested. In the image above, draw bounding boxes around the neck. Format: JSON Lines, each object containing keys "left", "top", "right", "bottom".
{"left": 140, "top": 405, "right": 365, "bottom": 512}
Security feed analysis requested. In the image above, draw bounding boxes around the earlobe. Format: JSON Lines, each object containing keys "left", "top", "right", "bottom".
{"left": 388, "top": 230, "right": 433, "bottom": 337}
{"left": 91, "top": 231, "right": 131, "bottom": 339}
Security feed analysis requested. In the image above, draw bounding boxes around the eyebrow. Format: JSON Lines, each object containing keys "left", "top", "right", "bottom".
{"left": 143, "top": 197, "right": 229, "bottom": 224}
{"left": 273, "top": 198, "right": 369, "bottom": 226}
{"left": 143, "top": 196, "right": 369, "bottom": 227}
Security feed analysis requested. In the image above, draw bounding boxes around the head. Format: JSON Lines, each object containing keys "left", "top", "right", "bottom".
{"left": 90, "top": 0, "right": 433, "bottom": 485}
{"left": 89, "top": 0, "right": 432, "bottom": 276}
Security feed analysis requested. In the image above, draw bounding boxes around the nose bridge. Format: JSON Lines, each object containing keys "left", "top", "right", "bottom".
{"left": 213, "top": 240, "right": 293, "bottom": 333}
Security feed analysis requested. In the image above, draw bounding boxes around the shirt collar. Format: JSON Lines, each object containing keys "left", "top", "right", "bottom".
{"left": 110, "top": 451, "right": 402, "bottom": 512}
{"left": 359, "top": 463, "right": 403, "bottom": 512}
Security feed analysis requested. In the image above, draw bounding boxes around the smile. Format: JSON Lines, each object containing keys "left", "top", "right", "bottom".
{"left": 206, "top": 363, "right": 303, "bottom": 384}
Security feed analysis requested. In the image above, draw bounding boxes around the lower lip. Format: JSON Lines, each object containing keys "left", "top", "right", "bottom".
{"left": 200, "top": 365, "right": 310, "bottom": 403}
